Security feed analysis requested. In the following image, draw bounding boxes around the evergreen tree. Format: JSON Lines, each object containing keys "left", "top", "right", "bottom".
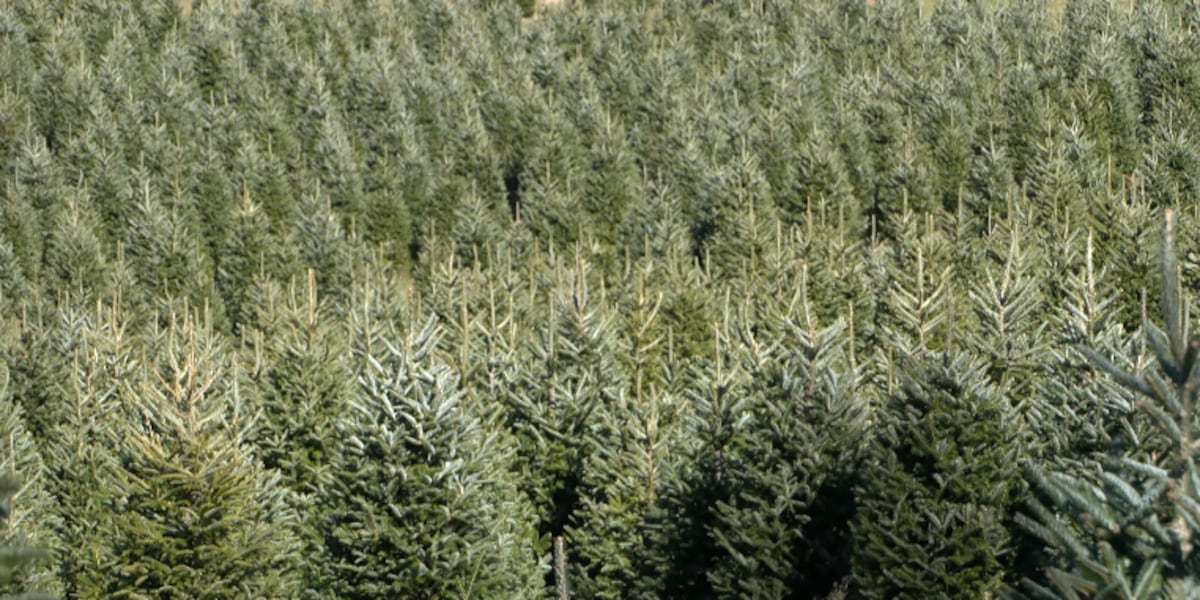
{"left": 31, "top": 303, "right": 131, "bottom": 597}
{"left": 515, "top": 106, "right": 590, "bottom": 250}
{"left": 701, "top": 141, "right": 778, "bottom": 280}
{"left": 1036, "top": 228, "right": 1138, "bottom": 459}
{"left": 651, "top": 321, "right": 746, "bottom": 600}
{"left": 226, "top": 127, "right": 294, "bottom": 234}
{"left": 309, "top": 110, "right": 364, "bottom": 220}
{"left": 617, "top": 177, "right": 692, "bottom": 264}
{"left": 969, "top": 214, "right": 1052, "bottom": 438}
{"left": 242, "top": 271, "right": 352, "bottom": 597}
{"left": 854, "top": 352, "right": 1023, "bottom": 599}
{"left": 787, "top": 130, "right": 857, "bottom": 232}
{"left": 123, "top": 181, "right": 214, "bottom": 315}
{"left": 360, "top": 153, "right": 414, "bottom": 267}
{"left": 42, "top": 188, "right": 110, "bottom": 304}
{"left": 708, "top": 307, "right": 867, "bottom": 599}
{"left": 878, "top": 204, "right": 954, "bottom": 359}
{"left": 1073, "top": 30, "right": 1141, "bottom": 177}
{"left": 578, "top": 106, "right": 641, "bottom": 255}
{"left": 0, "top": 361, "right": 57, "bottom": 598}
{"left": 292, "top": 185, "right": 361, "bottom": 309}
{"left": 568, "top": 271, "right": 684, "bottom": 599}
{"left": 323, "top": 318, "right": 543, "bottom": 599}
{"left": 73, "top": 110, "right": 135, "bottom": 246}
{"left": 0, "top": 238, "right": 30, "bottom": 315}
{"left": 501, "top": 254, "right": 626, "bottom": 595}
{"left": 2, "top": 133, "right": 64, "bottom": 285}
{"left": 80, "top": 312, "right": 301, "bottom": 599}
{"left": 215, "top": 186, "right": 298, "bottom": 334}
{"left": 0, "top": 476, "right": 53, "bottom": 600}
{"left": 1015, "top": 209, "right": 1200, "bottom": 598}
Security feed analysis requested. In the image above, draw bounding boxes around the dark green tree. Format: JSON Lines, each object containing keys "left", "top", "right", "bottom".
{"left": 242, "top": 271, "right": 352, "bottom": 597}
{"left": 567, "top": 270, "right": 686, "bottom": 599}
{"left": 30, "top": 303, "right": 132, "bottom": 597}
{"left": 0, "top": 476, "right": 52, "bottom": 600}
{"left": 214, "top": 188, "right": 297, "bottom": 334}
{"left": 649, "top": 313, "right": 750, "bottom": 600}
{"left": 707, "top": 309, "right": 867, "bottom": 599}
{"left": 123, "top": 182, "right": 214, "bottom": 315}
{"left": 854, "top": 352, "right": 1023, "bottom": 599}
{"left": 501, "top": 255, "right": 626, "bottom": 596}
{"left": 42, "top": 189, "right": 110, "bottom": 304}
{"left": 292, "top": 185, "right": 362, "bottom": 309}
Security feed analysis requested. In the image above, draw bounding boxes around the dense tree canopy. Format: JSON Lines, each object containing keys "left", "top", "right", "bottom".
{"left": 2, "top": 0, "right": 1200, "bottom": 597}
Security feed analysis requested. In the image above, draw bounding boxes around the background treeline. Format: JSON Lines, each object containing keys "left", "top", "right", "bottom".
{"left": 4, "top": 0, "right": 1200, "bottom": 597}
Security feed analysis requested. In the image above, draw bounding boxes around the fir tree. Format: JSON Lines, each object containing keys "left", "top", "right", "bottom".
{"left": 292, "top": 185, "right": 360, "bottom": 309}
{"left": 1015, "top": 208, "right": 1200, "bottom": 598}
{"left": 651, "top": 320, "right": 746, "bottom": 600}
{"left": 226, "top": 128, "right": 294, "bottom": 237}
{"left": 515, "top": 106, "right": 589, "bottom": 250}
{"left": 360, "top": 153, "right": 414, "bottom": 268}
{"left": 214, "top": 188, "right": 276, "bottom": 335}
{"left": 309, "top": 111, "right": 364, "bottom": 219}
{"left": 0, "top": 475, "right": 52, "bottom": 600}
{"left": 568, "top": 270, "right": 684, "bottom": 599}
{"left": 1037, "top": 228, "right": 1138, "bottom": 459}
{"left": 787, "top": 131, "right": 857, "bottom": 232}
{"left": 42, "top": 189, "right": 110, "bottom": 304}
{"left": 701, "top": 141, "right": 778, "bottom": 280}
{"left": 0, "top": 239, "right": 30, "bottom": 315}
{"left": 2, "top": 133, "right": 64, "bottom": 285}
{"left": 707, "top": 306, "right": 866, "bottom": 599}
{"left": 0, "top": 362, "right": 57, "bottom": 598}
{"left": 242, "top": 270, "right": 352, "bottom": 597}
{"left": 854, "top": 352, "right": 1023, "bottom": 599}
{"left": 878, "top": 204, "right": 954, "bottom": 359}
{"left": 123, "top": 181, "right": 213, "bottom": 315}
{"left": 501, "top": 254, "right": 627, "bottom": 595}
{"left": 577, "top": 105, "right": 641, "bottom": 255}
{"left": 617, "top": 176, "right": 693, "bottom": 264}
{"left": 1073, "top": 30, "right": 1141, "bottom": 177}
{"left": 323, "top": 318, "right": 543, "bottom": 599}
{"left": 80, "top": 312, "right": 301, "bottom": 599}
{"left": 32, "top": 303, "right": 132, "bottom": 597}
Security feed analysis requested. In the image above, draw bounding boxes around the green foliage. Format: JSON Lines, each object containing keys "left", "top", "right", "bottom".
{"left": 499, "top": 255, "right": 628, "bottom": 593}
{"left": 1013, "top": 209, "right": 1200, "bottom": 599}
{"left": 651, "top": 346, "right": 747, "bottom": 600}
{"left": 42, "top": 190, "right": 110, "bottom": 304}
{"left": 567, "top": 271, "right": 684, "bottom": 599}
{"left": 854, "top": 353, "right": 1023, "bottom": 599}
{"left": 707, "top": 310, "right": 867, "bottom": 599}
{"left": 80, "top": 313, "right": 301, "bottom": 599}
{"left": 28, "top": 304, "right": 130, "bottom": 597}
{"left": 7, "top": 0, "right": 1200, "bottom": 596}
{"left": 123, "top": 184, "right": 213, "bottom": 314}
{"left": 292, "top": 186, "right": 362, "bottom": 309}
{"left": 323, "top": 318, "right": 543, "bottom": 599}
{"left": 240, "top": 272, "right": 351, "bottom": 596}
{"left": 0, "top": 476, "right": 52, "bottom": 600}
{"left": 0, "top": 365, "right": 57, "bottom": 599}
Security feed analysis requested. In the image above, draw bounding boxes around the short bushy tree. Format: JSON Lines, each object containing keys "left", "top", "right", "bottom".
{"left": 323, "top": 319, "right": 544, "bottom": 599}
{"left": 854, "top": 352, "right": 1023, "bottom": 599}
{"left": 80, "top": 313, "right": 301, "bottom": 599}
